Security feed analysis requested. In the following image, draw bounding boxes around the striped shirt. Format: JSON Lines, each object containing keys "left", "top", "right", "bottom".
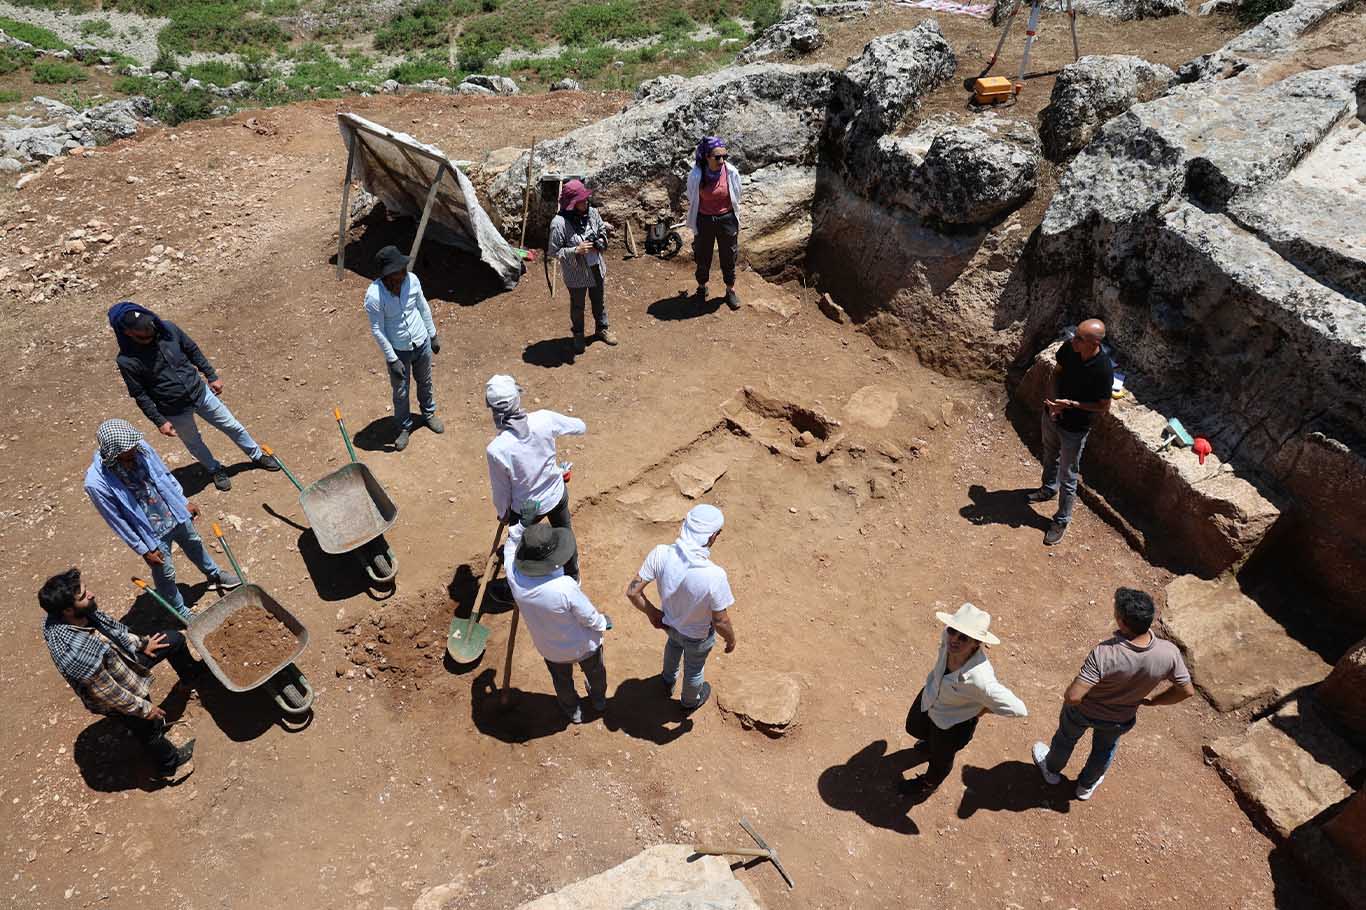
{"left": 44, "top": 612, "right": 154, "bottom": 718}
{"left": 548, "top": 209, "right": 608, "bottom": 289}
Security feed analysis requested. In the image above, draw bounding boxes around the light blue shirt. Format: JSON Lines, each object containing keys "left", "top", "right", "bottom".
{"left": 84, "top": 444, "right": 192, "bottom": 556}
{"left": 364, "top": 272, "right": 436, "bottom": 362}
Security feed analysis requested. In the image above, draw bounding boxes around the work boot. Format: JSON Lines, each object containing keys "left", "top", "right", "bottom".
{"left": 598, "top": 327, "right": 619, "bottom": 346}
{"left": 694, "top": 284, "right": 708, "bottom": 303}
{"left": 1044, "top": 520, "right": 1068, "bottom": 546}
{"left": 1026, "top": 487, "right": 1055, "bottom": 503}
{"left": 572, "top": 333, "right": 586, "bottom": 355}
{"left": 211, "top": 468, "right": 231, "bottom": 492}
{"left": 424, "top": 414, "right": 445, "bottom": 434}
{"left": 212, "top": 570, "right": 243, "bottom": 590}
{"left": 157, "top": 738, "right": 196, "bottom": 785}
{"left": 394, "top": 428, "right": 410, "bottom": 452}
{"left": 591, "top": 692, "right": 608, "bottom": 712}
{"left": 725, "top": 288, "right": 741, "bottom": 311}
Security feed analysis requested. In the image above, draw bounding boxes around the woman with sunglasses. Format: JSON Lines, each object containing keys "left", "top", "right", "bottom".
{"left": 899, "top": 602, "right": 1027, "bottom": 797}
{"left": 686, "top": 136, "right": 743, "bottom": 311}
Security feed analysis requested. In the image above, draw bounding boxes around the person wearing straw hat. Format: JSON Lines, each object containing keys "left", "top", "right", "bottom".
{"left": 364, "top": 245, "right": 443, "bottom": 452}
{"left": 900, "top": 603, "right": 1027, "bottom": 797}
{"left": 505, "top": 524, "right": 610, "bottom": 724}
{"left": 547, "top": 179, "right": 618, "bottom": 355}
{"left": 624, "top": 503, "right": 736, "bottom": 712}
{"left": 484, "top": 374, "right": 586, "bottom": 580}
{"left": 84, "top": 419, "right": 240, "bottom": 620}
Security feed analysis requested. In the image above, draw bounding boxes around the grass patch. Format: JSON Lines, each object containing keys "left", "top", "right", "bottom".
{"left": 79, "top": 18, "right": 116, "bottom": 38}
{"left": 156, "top": 4, "right": 289, "bottom": 54}
{"left": 281, "top": 43, "right": 374, "bottom": 94}
{"left": 33, "top": 60, "right": 89, "bottom": 83}
{"left": 556, "top": 0, "right": 654, "bottom": 45}
{"left": 741, "top": 0, "right": 781, "bottom": 31}
{"left": 0, "top": 88, "right": 21, "bottom": 102}
{"left": 184, "top": 59, "right": 248, "bottom": 85}
{"left": 0, "top": 17, "right": 69, "bottom": 49}
{"left": 1, "top": 0, "right": 95, "bottom": 9}
{"left": 1237, "top": 0, "right": 1291, "bottom": 22}
{"left": 0, "top": 47, "right": 37, "bottom": 75}
{"left": 387, "top": 52, "right": 460, "bottom": 84}
{"left": 116, "top": 74, "right": 218, "bottom": 123}
{"left": 374, "top": 0, "right": 479, "bottom": 52}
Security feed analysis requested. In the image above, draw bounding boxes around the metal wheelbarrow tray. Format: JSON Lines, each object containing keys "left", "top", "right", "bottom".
{"left": 186, "top": 583, "right": 314, "bottom": 715}
{"left": 298, "top": 462, "right": 398, "bottom": 555}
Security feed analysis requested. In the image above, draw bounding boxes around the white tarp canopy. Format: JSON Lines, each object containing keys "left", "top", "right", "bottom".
{"left": 336, "top": 112, "right": 523, "bottom": 290}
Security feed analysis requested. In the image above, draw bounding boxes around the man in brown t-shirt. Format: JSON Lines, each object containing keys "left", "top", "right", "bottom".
{"left": 1031, "top": 587, "right": 1194, "bottom": 800}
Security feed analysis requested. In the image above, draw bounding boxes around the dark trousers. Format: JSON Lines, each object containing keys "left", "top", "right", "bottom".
{"left": 544, "top": 645, "right": 607, "bottom": 717}
{"left": 693, "top": 212, "right": 739, "bottom": 288}
{"left": 120, "top": 630, "right": 197, "bottom": 775}
{"left": 506, "top": 490, "right": 579, "bottom": 581}
{"left": 568, "top": 265, "right": 608, "bottom": 336}
{"left": 905, "top": 688, "right": 979, "bottom": 786}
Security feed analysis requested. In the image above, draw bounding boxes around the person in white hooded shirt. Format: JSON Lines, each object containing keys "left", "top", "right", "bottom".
{"left": 900, "top": 602, "right": 1027, "bottom": 797}
{"left": 625, "top": 504, "right": 736, "bottom": 711}
{"left": 484, "top": 374, "right": 585, "bottom": 579}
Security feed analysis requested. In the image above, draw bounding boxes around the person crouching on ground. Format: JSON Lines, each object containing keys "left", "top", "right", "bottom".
{"left": 39, "top": 566, "right": 199, "bottom": 784}
{"left": 625, "top": 504, "right": 736, "bottom": 712}
{"left": 686, "top": 136, "right": 742, "bottom": 311}
{"left": 505, "top": 523, "right": 610, "bottom": 724}
{"left": 484, "top": 374, "right": 586, "bottom": 580}
{"left": 548, "top": 179, "right": 618, "bottom": 355}
{"left": 363, "top": 245, "right": 443, "bottom": 452}
{"left": 901, "top": 603, "right": 1027, "bottom": 797}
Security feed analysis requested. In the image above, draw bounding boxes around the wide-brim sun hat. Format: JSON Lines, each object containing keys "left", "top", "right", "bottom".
{"left": 376, "top": 245, "right": 410, "bottom": 276}
{"left": 514, "top": 524, "right": 577, "bottom": 577}
{"left": 935, "top": 602, "right": 1001, "bottom": 646}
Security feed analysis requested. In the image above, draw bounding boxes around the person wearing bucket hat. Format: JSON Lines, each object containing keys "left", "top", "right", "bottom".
{"left": 363, "top": 245, "right": 443, "bottom": 452}
{"left": 484, "top": 374, "right": 586, "bottom": 580}
{"left": 899, "top": 603, "right": 1027, "bottom": 797}
{"left": 547, "top": 179, "right": 618, "bottom": 355}
{"left": 625, "top": 503, "right": 736, "bottom": 712}
{"left": 504, "top": 524, "right": 610, "bottom": 724}
{"left": 84, "top": 419, "right": 240, "bottom": 619}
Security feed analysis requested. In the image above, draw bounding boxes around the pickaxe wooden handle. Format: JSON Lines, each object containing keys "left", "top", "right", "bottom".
{"left": 693, "top": 846, "right": 771, "bottom": 858}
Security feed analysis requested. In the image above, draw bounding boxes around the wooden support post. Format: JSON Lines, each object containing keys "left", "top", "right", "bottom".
{"left": 408, "top": 162, "right": 446, "bottom": 271}
{"left": 335, "top": 131, "right": 357, "bottom": 280}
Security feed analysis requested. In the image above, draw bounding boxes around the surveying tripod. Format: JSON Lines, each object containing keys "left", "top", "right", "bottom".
{"left": 967, "top": 0, "right": 1081, "bottom": 91}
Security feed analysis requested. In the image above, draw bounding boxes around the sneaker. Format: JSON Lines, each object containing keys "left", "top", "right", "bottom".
{"left": 682, "top": 681, "right": 712, "bottom": 713}
{"left": 212, "top": 571, "right": 243, "bottom": 590}
{"left": 590, "top": 692, "right": 608, "bottom": 712}
{"left": 1032, "top": 741, "right": 1061, "bottom": 785}
{"left": 1026, "top": 488, "right": 1055, "bottom": 503}
{"left": 1076, "top": 775, "right": 1105, "bottom": 801}
{"left": 1044, "top": 520, "right": 1068, "bottom": 546}
{"left": 660, "top": 675, "right": 677, "bottom": 697}
{"left": 725, "top": 288, "right": 741, "bottom": 311}
{"left": 211, "top": 469, "right": 232, "bottom": 492}
{"left": 394, "top": 428, "right": 410, "bottom": 452}
{"left": 694, "top": 284, "right": 708, "bottom": 302}
{"left": 572, "top": 333, "right": 586, "bottom": 355}
{"left": 563, "top": 702, "right": 584, "bottom": 725}
{"left": 254, "top": 454, "right": 282, "bottom": 472}
{"left": 424, "top": 415, "right": 445, "bottom": 434}
{"left": 598, "top": 327, "right": 619, "bottom": 346}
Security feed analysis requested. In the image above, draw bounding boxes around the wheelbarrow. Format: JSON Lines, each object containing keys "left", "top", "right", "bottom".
{"left": 266, "top": 408, "right": 399, "bottom": 586}
{"left": 129, "top": 524, "right": 314, "bottom": 718}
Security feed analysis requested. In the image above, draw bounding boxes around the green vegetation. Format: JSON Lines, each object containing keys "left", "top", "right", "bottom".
{"left": 0, "top": 88, "right": 21, "bottom": 103}
{"left": 156, "top": 3, "right": 289, "bottom": 54}
{"left": 1237, "top": 0, "right": 1291, "bottom": 22}
{"left": 184, "top": 58, "right": 248, "bottom": 85}
{"left": 115, "top": 75, "right": 217, "bottom": 123}
{"left": 151, "top": 46, "right": 178, "bottom": 73}
{"left": 556, "top": 1, "right": 653, "bottom": 45}
{"left": 387, "top": 52, "right": 459, "bottom": 84}
{"left": 78, "top": 18, "right": 116, "bottom": 38}
{"left": 0, "top": 47, "right": 36, "bottom": 75}
{"left": 741, "top": 0, "right": 782, "bottom": 30}
{"left": 1, "top": 0, "right": 95, "bottom": 10}
{"left": 0, "top": 17, "right": 68, "bottom": 49}
{"left": 373, "top": 0, "right": 479, "bottom": 52}
{"left": 32, "top": 60, "right": 89, "bottom": 83}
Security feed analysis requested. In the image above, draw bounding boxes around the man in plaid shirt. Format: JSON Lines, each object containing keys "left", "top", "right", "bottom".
{"left": 40, "top": 567, "right": 198, "bottom": 783}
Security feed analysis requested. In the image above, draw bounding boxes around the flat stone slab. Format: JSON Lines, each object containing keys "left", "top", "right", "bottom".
{"left": 671, "top": 453, "right": 731, "bottom": 499}
{"left": 517, "top": 844, "right": 759, "bottom": 910}
{"left": 1162, "top": 574, "right": 1331, "bottom": 712}
{"left": 717, "top": 671, "right": 801, "bottom": 736}
{"left": 1288, "top": 788, "right": 1366, "bottom": 910}
{"left": 1205, "top": 700, "right": 1363, "bottom": 841}
{"left": 843, "top": 384, "right": 900, "bottom": 428}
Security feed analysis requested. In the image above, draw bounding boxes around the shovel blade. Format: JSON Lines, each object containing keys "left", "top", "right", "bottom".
{"left": 447, "top": 617, "right": 491, "bottom": 663}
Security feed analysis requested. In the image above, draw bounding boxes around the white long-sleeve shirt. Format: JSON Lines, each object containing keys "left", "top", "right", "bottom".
{"left": 921, "top": 630, "right": 1028, "bottom": 729}
{"left": 485, "top": 410, "right": 586, "bottom": 519}
{"left": 504, "top": 536, "right": 606, "bottom": 663}
{"left": 363, "top": 272, "right": 436, "bottom": 362}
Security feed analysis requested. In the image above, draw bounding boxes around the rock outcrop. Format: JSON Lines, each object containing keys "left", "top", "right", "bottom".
{"left": 992, "top": 0, "right": 1187, "bottom": 24}
{"left": 1038, "top": 55, "right": 1175, "bottom": 160}
{"left": 1, "top": 96, "right": 154, "bottom": 170}
{"left": 736, "top": 3, "right": 825, "bottom": 63}
{"left": 1179, "top": 0, "right": 1359, "bottom": 81}
{"left": 914, "top": 122, "right": 1039, "bottom": 224}
{"left": 516, "top": 844, "right": 759, "bottom": 910}
{"left": 1318, "top": 638, "right": 1366, "bottom": 737}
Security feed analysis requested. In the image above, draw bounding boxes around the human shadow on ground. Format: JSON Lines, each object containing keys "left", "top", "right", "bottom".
{"left": 172, "top": 460, "right": 261, "bottom": 498}
{"left": 816, "top": 740, "right": 924, "bottom": 835}
{"left": 958, "top": 484, "right": 1054, "bottom": 532}
{"left": 447, "top": 563, "right": 513, "bottom": 620}
{"left": 647, "top": 292, "right": 720, "bottom": 321}
{"left": 956, "top": 761, "right": 1073, "bottom": 819}
{"left": 74, "top": 716, "right": 178, "bottom": 792}
{"left": 353, "top": 416, "right": 403, "bottom": 453}
{"left": 522, "top": 337, "right": 578, "bottom": 369}
{"left": 261, "top": 504, "right": 381, "bottom": 602}
{"left": 470, "top": 668, "right": 571, "bottom": 743}
{"left": 602, "top": 676, "right": 694, "bottom": 746}
{"left": 118, "top": 588, "right": 202, "bottom": 635}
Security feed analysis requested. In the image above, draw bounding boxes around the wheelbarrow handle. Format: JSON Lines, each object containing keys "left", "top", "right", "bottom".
{"left": 334, "top": 407, "right": 359, "bottom": 464}
{"left": 211, "top": 522, "right": 249, "bottom": 585}
{"left": 131, "top": 576, "right": 190, "bottom": 625}
{"left": 261, "top": 444, "right": 305, "bottom": 491}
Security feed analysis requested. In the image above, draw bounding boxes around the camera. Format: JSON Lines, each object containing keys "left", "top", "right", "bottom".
{"left": 583, "top": 227, "right": 609, "bottom": 252}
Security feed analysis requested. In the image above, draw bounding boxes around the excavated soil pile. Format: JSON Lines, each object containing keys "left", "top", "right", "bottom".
{"left": 205, "top": 605, "right": 298, "bottom": 687}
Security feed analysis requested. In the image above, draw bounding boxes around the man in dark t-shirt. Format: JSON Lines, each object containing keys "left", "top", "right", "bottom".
{"left": 1027, "top": 318, "right": 1114, "bottom": 545}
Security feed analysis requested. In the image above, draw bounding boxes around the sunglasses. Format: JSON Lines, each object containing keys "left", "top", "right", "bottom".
{"left": 946, "top": 629, "right": 973, "bottom": 641}
{"left": 710, "top": 153, "right": 728, "bottom": 161}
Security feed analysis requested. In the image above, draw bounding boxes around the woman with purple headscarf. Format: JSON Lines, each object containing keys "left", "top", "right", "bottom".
{"left": 685, "top": 136, "right": 743, "bottom": 310}
{"left": 548, "top": 178, "right": 618, "bottom": 356}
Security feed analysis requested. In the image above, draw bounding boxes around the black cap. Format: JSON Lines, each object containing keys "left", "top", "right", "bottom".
{"left": 121, "top": 309, "right": 155, "bottom": 334}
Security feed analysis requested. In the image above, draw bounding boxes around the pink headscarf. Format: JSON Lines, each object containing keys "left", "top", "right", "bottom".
{"left": 558, "top": 179, "right": 591, "bottom": 212}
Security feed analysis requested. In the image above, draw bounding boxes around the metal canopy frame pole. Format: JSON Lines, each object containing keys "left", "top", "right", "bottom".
{"left": 336, "top": 131, "right": 357, "bottom": 280}
{"left": 408, "top": 163, "right": 447, "bottom": 271}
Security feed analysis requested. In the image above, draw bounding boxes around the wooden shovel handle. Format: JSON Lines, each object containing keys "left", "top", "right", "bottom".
{"left": 693, "top": 846, "right": 771, "bottom": 858}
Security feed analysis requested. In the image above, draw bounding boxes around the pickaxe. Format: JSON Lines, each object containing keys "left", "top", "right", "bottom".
{"left": 694, "top": 817, "right": 794, "bottom": 890}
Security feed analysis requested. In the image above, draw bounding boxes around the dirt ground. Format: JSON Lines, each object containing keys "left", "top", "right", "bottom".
{"left": 0, "top": 73, "right": 1308, "bottom": 910}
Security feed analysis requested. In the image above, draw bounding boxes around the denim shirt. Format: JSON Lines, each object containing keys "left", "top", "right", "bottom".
{"left": 84, "top": 444, "right": 192, "bottom": 555}
{"left": 364, "top": 272, "right": 436, "bottom": 362}
{"left": 111, "top": 459, "right": 176, "bottom": 538}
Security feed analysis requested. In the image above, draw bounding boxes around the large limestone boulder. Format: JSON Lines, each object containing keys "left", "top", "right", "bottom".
{"left": 516, "top": 844, "right": 760, "bottom": 909}
{"left": 736, "top": 4, "right": 825, "bottom": 63}
{"left": 1180, "top": 0, "right": 1358, "bottom": 81}
{"left": 914, "top": 122, "right": 1039, "bottom": 224}
{"left": 1318, "top": 637, "right": 1366, "bottom": 737}
{"left": 741, "top": 164, "right": 817, "bottom": 277}
{"left": 1038, "top": 55, "right": 1175, "bottom": 160}
{"left": 993, "top": 0, "right": 1186, "bottom": 24}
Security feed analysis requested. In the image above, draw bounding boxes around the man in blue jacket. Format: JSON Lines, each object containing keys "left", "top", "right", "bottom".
{"left": 85, "top": 419, "right": 240, "bottom": 618}
{"left": 109, "top": 301, "right": 279, "bottom": 492}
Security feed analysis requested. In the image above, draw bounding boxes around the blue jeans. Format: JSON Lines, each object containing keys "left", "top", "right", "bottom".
{"left": 388, "top": 339, "right": 436, "bottom": 431}
{"left": 663, "top": 626, "right": 715, "bottom": 708}
{"left": 1039, "top": 411, "right": 1090, "bottom": 525}
{"left": 1045, "top": 704, "right": 1136, "bottom": 789}
{"left": 166, "top": 384, "right": 263, "bottom": 474}
{"left": 151, "top": 520, "right": 223, "bottom": 617}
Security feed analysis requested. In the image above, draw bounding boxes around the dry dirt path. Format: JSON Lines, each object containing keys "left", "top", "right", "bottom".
{"left": 0, "top": 95, "right": 1301, "bottom": 909}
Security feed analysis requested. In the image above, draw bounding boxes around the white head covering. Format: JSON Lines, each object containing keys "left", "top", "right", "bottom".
{"left": 485, "top": 374, "right": 529, "bottom": 437}
{"left": 674, "top": 504, "right": 724, "bottom": 567}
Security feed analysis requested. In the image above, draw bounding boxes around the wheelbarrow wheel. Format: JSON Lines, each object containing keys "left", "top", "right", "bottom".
{"left": 270, "top": 665, "right": 314, "bottom": 716}
{"left": 365, "top": 544, "right": 398, "bottom": 585}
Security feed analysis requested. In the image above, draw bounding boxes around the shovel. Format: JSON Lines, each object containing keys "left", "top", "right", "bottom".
{"left": 446, "top": 520, "right": 507, "bottom": 663}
